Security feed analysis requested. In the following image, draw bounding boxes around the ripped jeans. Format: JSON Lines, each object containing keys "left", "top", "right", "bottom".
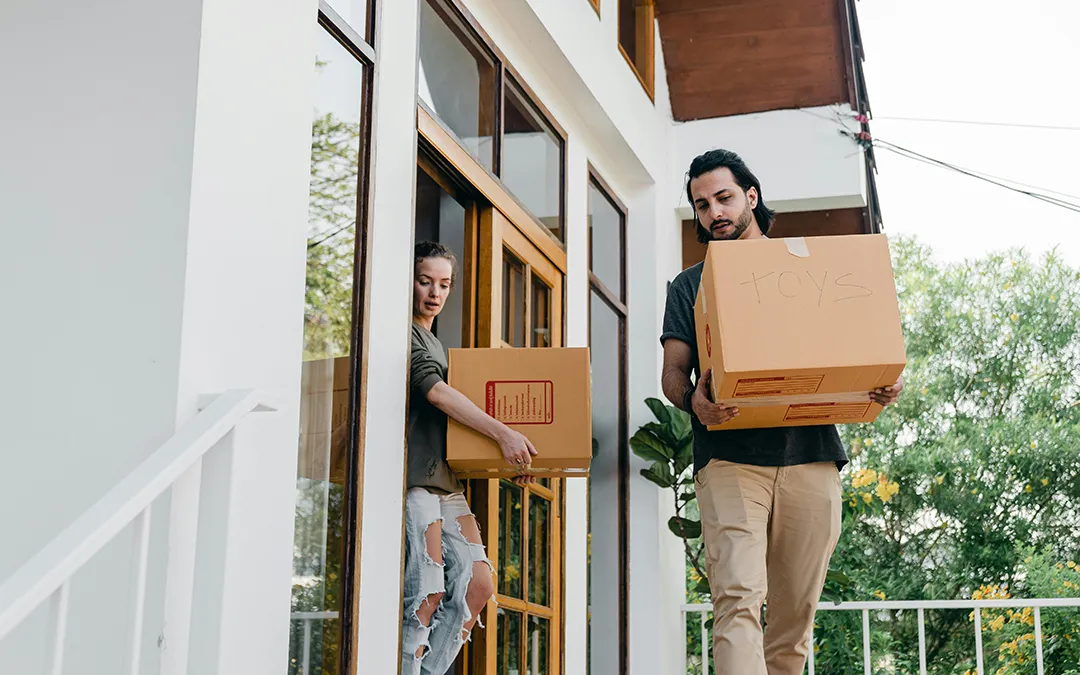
{"left": 401, "top": 487, "right": 494, "bottom": 675}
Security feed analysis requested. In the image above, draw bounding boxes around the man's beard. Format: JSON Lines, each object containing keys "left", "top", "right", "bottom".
{"left": 709, "top": 203, "right": 753, "bottom": 241}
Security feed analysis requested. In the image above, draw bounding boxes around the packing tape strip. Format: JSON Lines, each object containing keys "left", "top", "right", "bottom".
{"left": 785, "top": 237, "right": 810, "bottom": 258}
{"left": 718, "top": 390, "right": 872, "bottom": 408}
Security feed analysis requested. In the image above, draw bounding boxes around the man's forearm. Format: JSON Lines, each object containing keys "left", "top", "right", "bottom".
{"left": 662, "top": 366, "right": 694, "bottom": 413}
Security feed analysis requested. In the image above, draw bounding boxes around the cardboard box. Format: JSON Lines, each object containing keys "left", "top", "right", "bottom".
{"left": 447, "top": 347, "right": 592, "bottom": 478}
{"left": 694, "top": 234, "right": 906, "bottom": 430}
{"left": 297, "top": 356, "right": 351, "bottom": 484}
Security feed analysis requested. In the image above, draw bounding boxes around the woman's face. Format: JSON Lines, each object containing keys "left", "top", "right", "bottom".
{"left": 413, "top": 256, "right": 454, "bottom": 321}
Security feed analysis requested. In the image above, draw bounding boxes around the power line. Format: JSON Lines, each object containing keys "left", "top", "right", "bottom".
{"left": 839, "top": 129, "right": 1080, "bottom": 215}
{"left": 873, "top": 115, "right": 1080, "bottom": 133}
{"left": 875, "top": 141, "right": 1080, "bottom": 214}
{"left": 875, "top": 139, "right": 1080, "bottom": 204}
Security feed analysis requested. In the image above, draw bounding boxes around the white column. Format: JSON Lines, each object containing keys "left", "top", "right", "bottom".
{"left": 562, "top": 135, "right": 590, "bottom": 675}
{"left": 352, "top": 0, "right": 422, "bottom": 671}
{"left": 170, "top": 0, "right": 316, "bottom": 671}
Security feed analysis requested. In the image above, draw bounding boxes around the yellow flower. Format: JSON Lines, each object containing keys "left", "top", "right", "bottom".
{"left": 921, "top": 386, "right": 928, "bottom": 395}
{"left": 973, "top": 589, "right": 985, "bottom": 600}
{"left": 1057, "top": 563, "right": 1065, "bottom": 570}
{"left": 862, "top": 492, "right": 873, "bottom": 505}
{"left": 887, "top": 481, "right": 900, "bottom": 496}
{"left": 849, "top": 497, "right": 857, "bottom": 508}
{"left": 874, "top": 590, "right": 886, "bottom": 600}
{"left": 936, "top": 475, "right": 945, "bottom": 485}
{"left": 990, "top": 615, "right": 1006, "bottom": 631}
{"left": 1010, "top": 313, "right": 1019, "bottom": 322}
{"left": 1068, "top": 561, "right": 1077, "bottom": 569}
{"left": 852, "top": 469, "right": 878, "bottom": 489}
{"left": 1025, "top": 484, "right": 1033, "bottom": 493}
{"left": 1051, "top": 294, "right": 1057, "bottom": 301}
{"left": 1042, "top": 479, "right": 1050, "bottom": 486}
{"left": 972, "top": 488, "right": 979, "bottom": 495}
{"left": 1031, "top": 440, "right": 1038, "bottom": 449}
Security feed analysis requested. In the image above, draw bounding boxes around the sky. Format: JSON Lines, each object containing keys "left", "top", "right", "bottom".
{"left": 856, "top": 0, "right": 1080, "bottom": 267}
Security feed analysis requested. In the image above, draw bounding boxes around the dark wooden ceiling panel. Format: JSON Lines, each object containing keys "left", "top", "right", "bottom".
{"left": 657, "top": 0, "right": 851, "bottom": 121}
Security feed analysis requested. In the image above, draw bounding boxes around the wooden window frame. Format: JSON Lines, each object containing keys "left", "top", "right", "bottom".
{"left": 617, "top": 0, "right": 655, "bottom": 101}
{"left": 588, "top": 0, "right": 601, "bottom": 17}
{"left": 419, "top": 0, "right": 569, "bottom": 245}
{"left": 585, "top": 164, "right": 629, "bottom": 675}
{"left": 300, "top": 5, "right": 378, "bottom": 675}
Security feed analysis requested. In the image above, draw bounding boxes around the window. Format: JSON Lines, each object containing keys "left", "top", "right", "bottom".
{"left": 502, "top": 78, "right": 565, "bottom": 241}
{"left": 585, "top": 169, "right": 628, "bottom": 675}
{"left": 418, "top": 0, "right": 498, "bottom": 170}
{"left": 417, "top": 0, "right": 567, "bottom": 245}
{"left": 618, "top": 0, "right": 655, "bottom": 98}
{"left": 288, "top": 9, "right": 374, "bottom": 675}
{"left": 321, "top": 0, "right": 371, "bottom": 43}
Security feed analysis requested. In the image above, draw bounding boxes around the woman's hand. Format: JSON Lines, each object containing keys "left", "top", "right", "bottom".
{"left": 498, "top": 427, "right": 538, "bottom": 468}
{"left": 498, "top": 428, "right": 538, "bottom": 484}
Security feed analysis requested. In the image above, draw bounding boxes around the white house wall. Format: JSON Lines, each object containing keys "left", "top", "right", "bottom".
{"left": 671, "top": 104, "right": 868, "bottom": 216}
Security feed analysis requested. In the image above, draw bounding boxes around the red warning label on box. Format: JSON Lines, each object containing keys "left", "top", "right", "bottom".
{"left": 784, "top": 402, "right": 871, "bottom": 422}
{"left": 734, "top": 375, "right": 824, "bottom": 398}
{"left": 485, "top": 380, "right": 554, "bottom": 425}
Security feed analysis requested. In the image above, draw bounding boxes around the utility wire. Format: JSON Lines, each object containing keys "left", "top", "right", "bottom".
{"left": 839, "top": 129, "right": 1080, "bottom": 215}
{"left": 873, "top": 115, "right": 1080, "bottom": 133}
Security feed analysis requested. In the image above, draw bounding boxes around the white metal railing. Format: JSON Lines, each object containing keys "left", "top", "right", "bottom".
{"left": 291, "top": 611, "right": 339, "bottom": 674}
{"left": 682, "top": 597, "right": 1080, "bottom": 675}
{"left": 0, "top": 389, "right": 271, "bottom": 674}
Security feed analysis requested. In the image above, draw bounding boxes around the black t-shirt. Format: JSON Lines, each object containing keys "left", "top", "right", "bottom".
{"left": 661, "top": 262, "right": 848, "bottom": 476}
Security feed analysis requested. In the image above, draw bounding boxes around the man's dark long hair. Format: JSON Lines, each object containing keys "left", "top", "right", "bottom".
{"left": 686, "top": 149, "right": 776, "bottom": 242}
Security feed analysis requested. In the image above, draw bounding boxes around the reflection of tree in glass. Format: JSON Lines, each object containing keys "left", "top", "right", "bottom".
{"left": 289, "top": 479, "right": 345, "bottom": 675}
{"left": 305, "top": 110, "right": 361, "bottom": 361}
{"left": 288, "top": 102, "right": 359, "bottom": 674}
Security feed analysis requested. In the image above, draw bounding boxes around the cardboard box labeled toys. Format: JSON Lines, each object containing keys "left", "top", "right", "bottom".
{"left": 447, "top": 347, "right": 592, "bottom": 478}
{"left": 694, "top": 234, "right": 906, "bottom": 430}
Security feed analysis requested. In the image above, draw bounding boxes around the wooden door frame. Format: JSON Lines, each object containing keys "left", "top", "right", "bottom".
{"left": 418, "top": 107, "right": 567, "bottom": 675}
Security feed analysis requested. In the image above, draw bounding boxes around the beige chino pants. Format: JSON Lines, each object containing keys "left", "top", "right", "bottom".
{"left": 695, "top": 460, "right": 842, "bottom": 675}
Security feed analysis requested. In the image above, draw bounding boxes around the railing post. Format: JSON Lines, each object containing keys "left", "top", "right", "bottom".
{"left": 917, "top": 607, "right": 927, "bottom": 675}
{"left": 679, "top": 607, "right": 687, "bottom": 675}
{"left": 187, "top": 432, "right": 239, "bottom": 675}
{"left": 973, "top": 607, "right": 984, "bottom": 675}
{"left": 862, "top": 609, "right": 871, "bottom": 675}
{"left": 700, "top": 610, "right": 709, "bottom": 675}
{"left": 302, "top": 619, "right": 312, "bottom": 674}
{"left": 126, "top": 506, "right": 152, "bottom": 675}
{"left": 807, "top": 623, "right": 815, "bottom": 675}
{"left": 1034, "top": 607, "right": 1045, "bottom": 675}
{"left": 46, "top": 582, "right": 71, "bottom": 675}
{"left": 159, "top": 462, "right": 203, "bottom": 675}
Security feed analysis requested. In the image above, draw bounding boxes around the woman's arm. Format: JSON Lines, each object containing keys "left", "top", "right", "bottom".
{"left": 427, "top": 381, "right": 537, "bottom": 468}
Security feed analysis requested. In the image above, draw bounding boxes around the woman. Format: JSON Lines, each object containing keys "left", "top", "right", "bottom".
{"left": 402, "top": 241, "right": 538, "bottom": 674}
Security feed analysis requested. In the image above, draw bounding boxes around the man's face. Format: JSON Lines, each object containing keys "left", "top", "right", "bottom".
{"left": 690, "top": 167, "right": 757, "bottom": 241}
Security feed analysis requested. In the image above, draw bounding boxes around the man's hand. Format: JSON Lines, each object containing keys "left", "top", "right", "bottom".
{"left": 691, "top": 369, "right": 739, "bottom": 426}
{"left": 870, "top": 376, "right": 904, "bottom": 406}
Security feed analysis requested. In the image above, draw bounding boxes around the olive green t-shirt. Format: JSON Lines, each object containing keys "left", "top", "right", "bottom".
{"left": 408, "top": 324, "right": 464, "bottom": 494}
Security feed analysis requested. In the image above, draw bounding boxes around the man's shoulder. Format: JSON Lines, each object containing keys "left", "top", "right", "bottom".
{"left": 670, "top": 262, "right": 705, "bottom": 293}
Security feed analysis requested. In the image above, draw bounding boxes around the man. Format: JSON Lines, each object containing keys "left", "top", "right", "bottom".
{"left": 660, "top": 149, "right": 902, "bottom": 674}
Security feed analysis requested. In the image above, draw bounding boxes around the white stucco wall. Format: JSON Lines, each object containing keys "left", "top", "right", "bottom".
{"left": 0, "top": 0, "right": 315, "bottom": 670}
{"left": 671, "top": 104, "right": 868, "bottom": 216}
